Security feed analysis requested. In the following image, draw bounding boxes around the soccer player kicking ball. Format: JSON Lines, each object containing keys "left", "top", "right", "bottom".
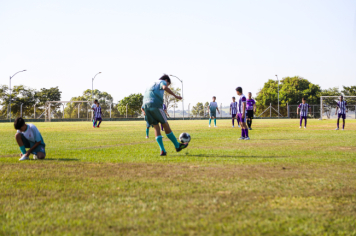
{"left": 236, "top": 87, "right": 250, "bottom": 140}
{"left": 208, "top": 96, "right": 220, "bottom": 127}
{"left": 297, "top": 98, "right": 311, "bottom": 129}
{"left": 95, "top": 103, "right": 103, "bottom": 128}
{"left": 91, "top": 99, "right": 98, "bottom": 127}
{"left": 335, "top": 95, "right": 348, "bottom": 130}
{"left": 14, "top": 117, "right": 46, "bottom": 161}
{"left": 230, "top": 97, "right": 239, "bottom": 128}
{"left": 142, "top": 74, "right": 188, "bottom": 156}
{"left": 246, "top": 92, "right": 256, "bottom": 130}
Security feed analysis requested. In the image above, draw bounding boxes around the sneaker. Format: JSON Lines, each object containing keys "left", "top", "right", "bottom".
{"left": 238, "top": 137, "right": 245, "bottom": 140}
{"left": 93, "top": 126, "right": 95, "bottom": 128}
{"left": 248, "top": 127, "right": 252, "bottom": 130}
{"left": 209, "top": 125, "right": 211, "bottom": 127}
{"left": 299, "top": 126, "right": 301, "bottom": 129}
{"left": 245, "top": 137, "right": 250, "bottom": 140}
{"left": 335, "top": 128, "right": 339, "bottom": 130}
{"left": 19, "top": 155, "right": 29, "bottom": 161}
{"left": 33, "top": 154, "right": 38, "bottom": 160}
{"left": 97, "top": 125, "right": 100, "bottom": 128}
{"left": 160, "top": 151, "right": 167, "bottom": 156}
{"left": 176, "top": 143, "right": 189, "bottom": 152}
{"left": 232, "top": 125, "right": 234, "bottom": 128}
{"left": 238, "top": 125, "right": 241, "bottom": 128}
{"left": 342, "top": 129, "right": 344, "bottom": 131}
{"left": 304, "top": 127, "right": 306, "bottom": 129}
{"left": 146, "top": 136, "right": 149, "bottom": 139}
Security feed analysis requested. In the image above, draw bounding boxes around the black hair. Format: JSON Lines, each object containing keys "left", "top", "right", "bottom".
{"left": 14, "top": 117, "right": 25, "bottom": 130}
{"left": 232, "top": 97, "right": 235, "bottom": 99}
{"left": 302, "top": 97, "right": 306, "bottom": 100}
{"left": 97, "top": 102, "right": 100, "bottom": 105}
{"left": 159, "top": 74, "right": 171, "bottom": 84}
{"left": 213, "top": 96, "right": 216, "bottom": 98}
{"left": 235, "top": 87, "right": 242, "bottom": 93}
{"left": 94, "top": 99, "right": 98, "bottom": 102}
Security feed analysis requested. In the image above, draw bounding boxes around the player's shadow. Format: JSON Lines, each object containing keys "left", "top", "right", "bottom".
{"left": 43, "top": 158, "right": 79, "bottom": 161}
{"left": 173, "top": 154, "right": 287, "bottom": 158}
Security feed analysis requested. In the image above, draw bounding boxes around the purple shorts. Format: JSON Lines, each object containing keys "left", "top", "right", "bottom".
{"left": 300, "top": 116, "right": 307, "bottom": 119}
{"left": 238, "top": 113, "right": 246, "bottom": 123}
{"left": 95, "top": 117, "right": 102, "bottom": 121}
{"left": 338, "top": 114, "right": 346, "bottom": 119}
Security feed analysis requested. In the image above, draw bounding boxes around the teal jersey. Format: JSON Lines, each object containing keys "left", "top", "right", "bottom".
{"left": 143, "top": 80, "right": 167, "bottom": 108}
{"left": 209, "top": 102, "right": 218, "bottom": 112}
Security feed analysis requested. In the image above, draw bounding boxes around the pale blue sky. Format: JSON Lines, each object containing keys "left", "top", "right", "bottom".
{"left": 1, "top": 0, "right": 355, "bottom": 108}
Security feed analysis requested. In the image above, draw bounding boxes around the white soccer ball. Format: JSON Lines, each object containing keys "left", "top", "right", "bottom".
{"left": 179, "top": 133, "right": 191, "bottom": 143}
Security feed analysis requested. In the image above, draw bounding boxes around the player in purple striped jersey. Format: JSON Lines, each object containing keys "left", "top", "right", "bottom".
{"left": 246, "top": 92, "right": 256, "bottom": 130}
{"left": 335, "top": 95, "right": 348, "bottom": 130}
{"left": 236, "top": 87, "right": 250, "bottom": 140}
{"left": 230, "top": 97, "right": 239, "bottom": 128}
{"left": 94, "top": 103, "right": 103, "bottom": 128}
{"left": 297, "top": 98, "right": 311, "bottom": 129}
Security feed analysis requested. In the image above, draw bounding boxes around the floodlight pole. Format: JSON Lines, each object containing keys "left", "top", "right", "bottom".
{"left": 275, "top": 75, "right": 279, "bottom": 118}
{"left": 9, "top": 70, "right": 26, "bottom": 121}
{"left": 169, "top": 75, "right": 184, "bottom": 120}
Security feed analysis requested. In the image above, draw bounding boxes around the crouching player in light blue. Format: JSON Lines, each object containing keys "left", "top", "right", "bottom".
{"left": 14, "top": 117, "right": 46, "bottom": 161}
{"left": 142, "top": 74, "right": 189, "bottom": 156}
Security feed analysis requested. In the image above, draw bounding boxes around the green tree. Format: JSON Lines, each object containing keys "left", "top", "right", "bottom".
{"left": 163, "top": 86, "right": 181, "bottom": 111}
{"left": 342, "top": 86, "right": 356, "bottom": 96}
{"left": 35, "top": 87, "right": 62, "bottom": 118}
{"left": 191, "top": 102, "right": 204, "bottom": 117}
{"left": 117, "top": 93, "right": 143, "bottom": 117}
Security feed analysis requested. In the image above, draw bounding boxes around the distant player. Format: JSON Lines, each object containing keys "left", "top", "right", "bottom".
{"left": 142, "top": 74, "right": 188, "bottom": 156}
{"left": 335, "top": 95, "right": 348, "bottom": 130}
{"left": 91, "top": 99, "right": 98, "bottom": 127}
{"left": 14, "top": 117, "right": 46, "bottom": 161}
{"left": 246, "top": 92, "right": 256, "bottom": 130}
{"left": 94, "top": 103, "right": 103, "bottom": 128}
{"left": 236, "top": 87, "right": 250, "bottom": 140}
{"left": 208, "top": 96, "right": 220, "bottom": 127}
{"left": 230, "top": 97, "right": 239, "bottom": 128}
{"left": 297, "top": 98, "right": 311, "bottom": 129}
{"left": 161, "top": 103, "right": 170, "bottom": 131}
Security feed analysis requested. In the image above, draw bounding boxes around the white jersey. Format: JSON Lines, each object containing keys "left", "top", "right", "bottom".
{"left": 238, "top": 94, "right": 247, "bottom": 114}
{"left": 17, "top": 123, "right": 45, "bottom": 145}
{"left": 209, "top": 102, "right": 218, "bottom": 111}
{"left": 91, "top": 104, "right": 96, "bottom": 109}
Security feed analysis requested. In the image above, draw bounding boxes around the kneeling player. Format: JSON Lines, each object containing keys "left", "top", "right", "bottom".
{"left": 143, "top": 74, "right": 188, "bottom": 156}
{"left": 14, "top": 117, "right": 46, "bottom": 161}
{"left": 335, "top": 95, "right": 348, "bottom": 130}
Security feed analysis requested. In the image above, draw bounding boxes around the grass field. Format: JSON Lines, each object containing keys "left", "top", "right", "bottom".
{"left": 1, "top": 119, "right": 356, "bottom": 235}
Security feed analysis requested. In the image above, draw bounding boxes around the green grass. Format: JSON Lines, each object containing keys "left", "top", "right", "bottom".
{"left": 1, "top": 119, "right": 356, "bottom": 235}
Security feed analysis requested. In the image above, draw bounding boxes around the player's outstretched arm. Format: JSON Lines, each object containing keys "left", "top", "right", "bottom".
{"left": 163, "top": 86, "right": 182, "bottom": 100}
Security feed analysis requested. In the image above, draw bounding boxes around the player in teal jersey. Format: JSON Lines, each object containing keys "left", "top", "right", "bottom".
{"left": 142, "top": 74, "right": 189, "bottom": 156}
{"left": 208, "top": 96, "right": 220, "bottom": 127}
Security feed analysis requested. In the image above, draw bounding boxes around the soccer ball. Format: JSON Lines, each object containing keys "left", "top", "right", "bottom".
{"left": 179, "top": 133, "right": 191, "bottom": 143}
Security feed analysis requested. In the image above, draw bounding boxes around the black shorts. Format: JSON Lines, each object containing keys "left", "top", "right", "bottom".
{"left": 247, "top": 110, "right": 254, "bottom": 119}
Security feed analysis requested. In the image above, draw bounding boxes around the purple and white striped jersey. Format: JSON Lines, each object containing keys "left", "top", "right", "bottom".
{"left": 337, "top": 101, "right": 347, "bottom": 114}
{"left": 238, "top": 95, "right": 247, "bottom": 114}
{"left": 246, "top": 99, "right": 255, "bottom": 111}
{"left": 230, "top": 102, "right": 237, "bottom": 114}
{"left": 95, "top": 106, "right": 102, "bottom": 119}
{"left": 298, "top": 103, "right": 310, "bottom": 117}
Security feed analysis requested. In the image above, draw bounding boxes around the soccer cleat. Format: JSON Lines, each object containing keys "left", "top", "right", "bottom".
{"left": 245, "top": 137, "right": 250, "bottom": 140}
{"left": 33, "top": 154, "right": 38, "bottom": 160}
{"left": 238, "top": 125, "right": 241, "bottom": 128}
{"left": 249, "top": 127, "right": 252, "bottom": 130}
{"left": 19, "top": 155, "right": 29, "bottom": 161}
{"left": 304, "top": 127, "right": 306, "bottom": 129}
{"left": 176, "top": 143, "right": 189, "bottom": 152}
{"left": 97, "top": 125, "right": 100, "bottom": 128}
{"left": 238, "top": 137, "right": 245, "bottom": 140}
{"left": 232, "top": 125, "right": 234, "bottom": 128}
{"left": 209, "top": 125, "right": 211, "bottom": 127}
{"left": 299, "top": 126, "right": 301, "bottom": 129}
{"left": 93, "top": 126, "right": 95, "bottom": 128}
{"left": 146, "top": 136, "right": 149, "bottom": 139}
{"left": 335, "top": 128, "right": 339, "bottom": 130}
{"left": 160, "top": 151, "right": 167, "bottom": 156}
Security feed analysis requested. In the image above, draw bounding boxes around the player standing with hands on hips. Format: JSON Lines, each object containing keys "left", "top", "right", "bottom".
{"left": 142, "top": 74, "right": 189, "bottom": 156}
{"left": 335, "top": 95, "right": 348, "bottom": 130}
{"left": 236, "top": 87, "right": 250, "bottom": 140}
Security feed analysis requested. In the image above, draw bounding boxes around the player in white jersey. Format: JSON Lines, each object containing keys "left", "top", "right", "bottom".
{"left": 14, "top": 117, "right": 46, "bottom": 161}
{"left": 335, "top": 95, "right": 348, "bottom": 130}
{"left": 230, "top": 97, "right": 239, "bottom": 127}
{"left": 297, "top": 98, "right": 311, "bottom": 129}
{"left": 91, "top": 99, "right": 99, "bottom": 127}
{"left": 208, "top": 96, "right": 220, "bottom": 127}
{"left": 236, "top": 87, "right": 250, "bottom": 140}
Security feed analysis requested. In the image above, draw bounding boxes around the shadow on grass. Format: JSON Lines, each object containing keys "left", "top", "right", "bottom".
{"left": 43, "top": 158, "right": 79, "bottom": 161}
{"left": 171, "top": 154, "right": 288, "bottom": 158}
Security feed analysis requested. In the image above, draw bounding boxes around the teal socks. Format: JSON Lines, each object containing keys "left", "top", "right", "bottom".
{"left": 156, "top": 136, "right": 166, "bottom": 152}
{"left": 214, "top": 119, "right": 216, "bottom": 126}
{"left": 146, "top": 128, "right": 149, "bottom": 137}
{"left": 209, "top": 119, "right": 212, "bottom": 125}
{"left": 19, "top": 145, "right": 26, "bottom": 155}
{"left": 166, "top": 132, "right": 180, "bottom": 148}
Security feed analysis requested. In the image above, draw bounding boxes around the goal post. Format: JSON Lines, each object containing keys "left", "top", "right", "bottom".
{"left": 320, "top": 96, "right": 356, "bottom": 120}
{"left": 45, "top": 101, "right": 93, "bottom": 122}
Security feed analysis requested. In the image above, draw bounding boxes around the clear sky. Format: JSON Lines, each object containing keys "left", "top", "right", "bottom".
{"left": 1, "top": 0, "right": 355, "bottom": 108}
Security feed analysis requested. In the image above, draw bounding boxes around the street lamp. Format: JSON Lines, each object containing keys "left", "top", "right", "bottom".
{"left": 169, "top": 74, "right": 184, "bottom": 120}
{"left": 92, "top": 72, "right": 102, "bottom": 102}
{"left": 275, "top": 75, "right": 279, "bottom": 118}
{"left": 9, "top": 70, "right": 26, "bottom": 122}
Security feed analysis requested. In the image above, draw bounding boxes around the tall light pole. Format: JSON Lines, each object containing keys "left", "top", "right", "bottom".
{"left": 92, "top": 72, "right": 102, "bottom": 102}
{"left": 169, "top": 74, "right": 184, "bottom": 120}
{"left": 9, "top": 70, "right": 26, "bottom": 122}
{"left": 275, "top": 75, "right": 279, "bottom": 118}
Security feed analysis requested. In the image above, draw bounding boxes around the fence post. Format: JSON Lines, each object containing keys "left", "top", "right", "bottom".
{"left": 270, "top": 103, "right": 271, "bottom": 117}
{"left": 188, "top": 103, "right": 190, "bottom": 118}
{"left": 34, "top": 104, "right": 36, "bottom": 119}
{"left": 220, "top": 103, "right": 222, "bottom": 118}
{"left": 20, "top": 103, "right": 23, "bottom": 117}
{"left": 287, "top": 102, "right": 289, "bottom": 118}
{"left": 49, "top": 104, "right": 51, "bottom": 122}
{"left": 126, "top": 104, "right": 128, "bottom": 118}
{"left": 320, "top": 96, "right": 323, "bottom": 120}
{"left": 78, "top": 104, "right": 80, "bottom": 118}
{"left": 110, "top": 103, "right": 112, "bottom": 119}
